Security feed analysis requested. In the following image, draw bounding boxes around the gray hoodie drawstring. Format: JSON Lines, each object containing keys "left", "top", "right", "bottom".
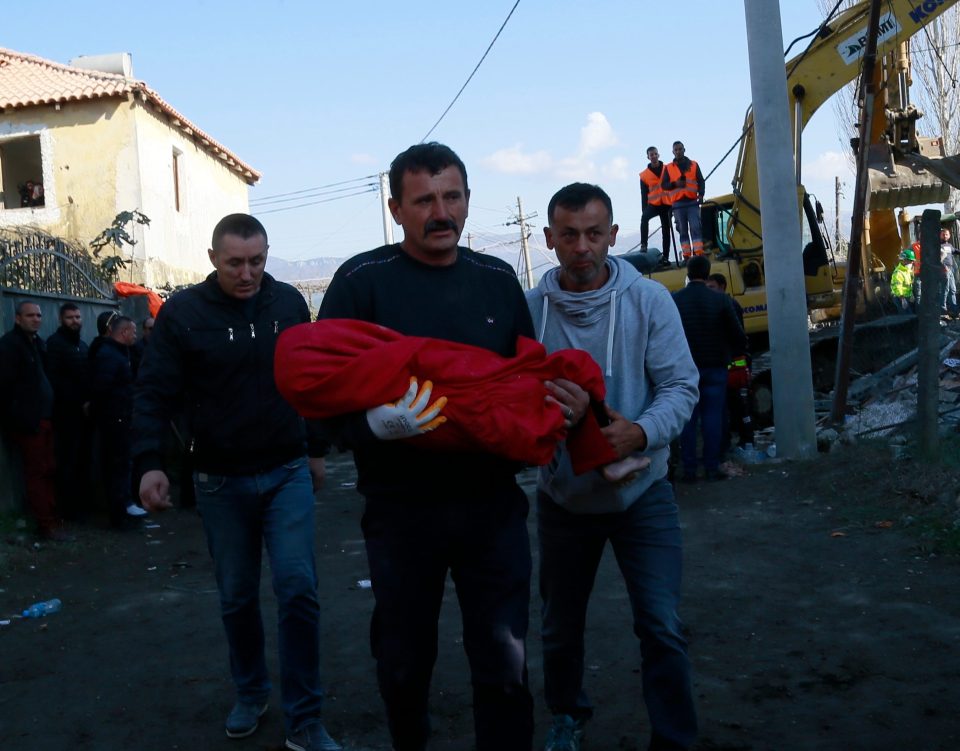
{"left": 538, "top": 296, "right": 549, "bottom": 343}
{"left": 605, "top": 289, "right": 617, "bottom": 376}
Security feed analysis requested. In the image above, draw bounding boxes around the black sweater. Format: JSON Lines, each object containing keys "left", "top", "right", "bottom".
{"left": 318, "top": 244, "right": 535, "bottom": 496}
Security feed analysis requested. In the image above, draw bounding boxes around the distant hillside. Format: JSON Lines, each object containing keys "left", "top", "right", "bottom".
{"left": 267, "top": 230, "right": 648, "bottom": 285}
{"left": 266, "top": 255, "right": 344, "bottom": 281}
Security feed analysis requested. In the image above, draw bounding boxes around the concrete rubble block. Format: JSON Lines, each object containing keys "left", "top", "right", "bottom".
{"left": 816, "top": 428, "right": 840, "bottom": 453}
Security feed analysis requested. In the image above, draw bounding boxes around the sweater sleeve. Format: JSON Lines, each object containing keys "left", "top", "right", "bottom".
{"left": 635, "top": 286, "right": 700, "bottom": 450}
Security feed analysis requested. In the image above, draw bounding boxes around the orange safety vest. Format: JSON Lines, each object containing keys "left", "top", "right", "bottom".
{"left": 662, "top": 160, "right": 700, "bottom": 205}
{"left": 639, "top": 166, "right": 666, "bottom": 206}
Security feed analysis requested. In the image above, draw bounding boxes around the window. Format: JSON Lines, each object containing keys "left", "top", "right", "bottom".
{"left": 172, "top": 148, "right": 182, "bottom": 212}
{"left": 0, "top": 135, "right": 44, "bottom": 210}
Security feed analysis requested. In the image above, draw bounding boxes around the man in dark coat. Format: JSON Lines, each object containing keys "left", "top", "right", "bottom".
{"left": 46, "top": 303, "right": 93, "bottom": 519}
{"left": 0, "top": 301, "right": 70, "bottom": 540}
{"left": 672, "top": 257, "right": 748, "bottom": 481}
{"left": 91, "top": 315, "right": 147, "bottom": 526}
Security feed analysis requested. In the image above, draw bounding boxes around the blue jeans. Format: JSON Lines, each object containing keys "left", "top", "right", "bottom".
{"left": 362, "top": 483, "right": 533, "bottom": 751}
{"left": 671, "top": 202, "right": 702, "bottom": 257}
{"left": 680, "top": 366, "right": 728, "bottom": 476}
{"left": 942, "top": 270, "right": 957, "bottom": 314}
{"left": 538, "top": 483, "right": 697, "bottom": 750}
{"left": 195, "top": 457, "right": 324, "bottom": 734}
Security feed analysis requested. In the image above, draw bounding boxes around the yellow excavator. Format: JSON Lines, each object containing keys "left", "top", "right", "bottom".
{"left": 626, "top": 0, "right": 958, "bottom": 335}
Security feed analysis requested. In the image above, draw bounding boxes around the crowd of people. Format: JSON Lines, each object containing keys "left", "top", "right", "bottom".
{"left": 0, "top": 301, "right": 156, "bottom": 539}
{"left": 0, "top": 142, "right": 762, "bottom": 751}
{"left": 889, "top": 227, "right": 960, "bottom": 318}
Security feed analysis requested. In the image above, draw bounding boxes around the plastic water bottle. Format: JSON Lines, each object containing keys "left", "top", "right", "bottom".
{"left": 22, "top": 598, "right": 62, "bottom": 618}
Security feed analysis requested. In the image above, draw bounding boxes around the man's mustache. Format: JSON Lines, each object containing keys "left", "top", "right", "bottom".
{"left": 424, "top": 219, "right": 458, "bottom": 238}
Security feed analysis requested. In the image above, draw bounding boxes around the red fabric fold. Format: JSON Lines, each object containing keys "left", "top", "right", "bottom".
{"left": 275, "top": 318, "right": 617, "bottom": 471}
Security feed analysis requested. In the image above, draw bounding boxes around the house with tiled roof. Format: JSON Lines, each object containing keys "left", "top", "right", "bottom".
{"left": 0, "top": 48, "right": 260, "bottom": 285}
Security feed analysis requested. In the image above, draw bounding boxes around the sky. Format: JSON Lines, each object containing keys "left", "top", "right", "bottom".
{"left": 5, "top": 0, "right": 862, "bottom": 271}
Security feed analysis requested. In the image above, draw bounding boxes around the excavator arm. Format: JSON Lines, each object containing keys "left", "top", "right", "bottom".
{"left": 726, "top": 0, "right": 958, "bottom": 262}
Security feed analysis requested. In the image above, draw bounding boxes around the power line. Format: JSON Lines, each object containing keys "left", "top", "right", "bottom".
{"left": 250, "top": 174, "right": 379, "bottom": 204}
{"left": 250, "top": 181, "right": 378, "bottom": 208}
{"left": 420, "top": 0, "right": 521, "bottom": 143}
{"left": 253, "top": 187, "right": 379, "bottom": 216}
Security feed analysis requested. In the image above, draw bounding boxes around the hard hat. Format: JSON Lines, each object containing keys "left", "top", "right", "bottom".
{"left": 900, "top": 249, "right": 916, "bottom": 261}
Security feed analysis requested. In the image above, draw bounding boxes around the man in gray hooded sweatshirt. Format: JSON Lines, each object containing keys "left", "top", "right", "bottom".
{"left": 526, "top": 183, "right": 699, "bottom": 751}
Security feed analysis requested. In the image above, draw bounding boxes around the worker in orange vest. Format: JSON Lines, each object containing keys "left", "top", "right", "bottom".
{"left": 660, "top": 141, "right": 706, "bottom": 260}
{"left": 638, "top": 146, "right": 672, "bottom": 264}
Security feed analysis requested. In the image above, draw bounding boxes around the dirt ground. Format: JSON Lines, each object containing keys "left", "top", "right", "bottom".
{"left": 2, "top": 437, "right": 960, "bottom": 751}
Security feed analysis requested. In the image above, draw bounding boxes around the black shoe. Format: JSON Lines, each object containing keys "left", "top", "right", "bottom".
{"left": 286, "top": 721, "right": 342, "bottom": 751}
{"left": 705, "top": 470, "right": 727, "bottom": 482}
{"left": 680, "top": 472, "right": 697, "bottom": 484}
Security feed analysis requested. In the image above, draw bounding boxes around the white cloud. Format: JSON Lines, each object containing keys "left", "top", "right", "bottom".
{"left": 803, "top": 149, "right": 854, "bottom": 181}
{"left": 482, "top": 114, "right": 629, "bottom": 183}
{"left": 578, "top": 112, "right": 619, "bottom": 156}
{"left": 482, "top": 144, "right": 553, "bottom": 175}
{"left": 602, "top": 156, "right": 630, "bottom": 181}
{"left": 350, "top": 153, "right": 378, "bottom": 166}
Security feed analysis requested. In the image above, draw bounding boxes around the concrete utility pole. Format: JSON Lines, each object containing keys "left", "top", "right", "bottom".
{"left": 742, "top": 0, "right": 817, "bottom": 459}
{"left": 379, "top": 172, "right": 394, "bottom": 246}
{"left": 507, "top": 197, "right": 537, "bottom": 290}
{"left": 916, "top": 209, "right": 942, "bottom": 458}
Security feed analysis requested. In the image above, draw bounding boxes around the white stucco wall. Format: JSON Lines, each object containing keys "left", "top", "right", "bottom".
{"left": 132, "top": 103, "right": 251, "bottom": 288}
{"left": 0, "top": 97, "right": 252, "bottom": 288}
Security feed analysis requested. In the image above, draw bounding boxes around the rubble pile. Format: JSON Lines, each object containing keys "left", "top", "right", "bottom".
{"left": 818, "top": 330, "right": 960, "bottom": 448}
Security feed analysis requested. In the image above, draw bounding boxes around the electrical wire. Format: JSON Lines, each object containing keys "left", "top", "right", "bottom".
{"left": 250, "top": 174, "right": 378, "bottom": 204}
{"left": 250, "top": 181, "right": 379, "bottom": 208}
{"left": 419, "top": 0, "right": 521, "bottom": 142}
{"left": 252, "top": 187, "right": 378, "bottom": 216}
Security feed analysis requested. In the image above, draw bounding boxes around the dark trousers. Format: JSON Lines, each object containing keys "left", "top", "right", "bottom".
{"left": 12, "top": 420, "right": 60, "bottom": 533}
{"left": 97, "top": 415, "right": 132, "bottom": 524}
{"left": 53, "top": 412, "right": 92, "bottom": 519}
{"left": 680, "top": 367, "right": 728, "bottom": 476}
{"left": 538, "top": 484, "right": 697, "bottom": 750}
{"left": 641, "top": 204, "right": 672, "bottom": 256}
{"left": 361, "top": 483, "right": 533, "bottom": 751}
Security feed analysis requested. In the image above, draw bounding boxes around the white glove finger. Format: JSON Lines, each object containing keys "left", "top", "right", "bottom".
{"left": 397, "top": 377, "right": 420, "bottom": 408}
{"left": 409, "top": 379, "right": 433, "bottom": 414}
{"left": 414, "top": 395, "right": 447, "bottom": 426}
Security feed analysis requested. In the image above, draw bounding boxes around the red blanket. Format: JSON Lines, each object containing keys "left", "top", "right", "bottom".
{"left": 275, "top": 319, "right": 617, "bottom": 471}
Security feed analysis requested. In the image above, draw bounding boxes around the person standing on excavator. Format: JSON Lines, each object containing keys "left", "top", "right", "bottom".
{"left": 660, "top": 141, "right": 705, "bottom": 261}
{"left": 638, "top": 146, "right": 672, "bottom": 265}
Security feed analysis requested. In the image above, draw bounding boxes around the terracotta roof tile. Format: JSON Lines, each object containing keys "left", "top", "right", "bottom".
{"left": 0, "top": 48, "right": 259, "bottom": 184}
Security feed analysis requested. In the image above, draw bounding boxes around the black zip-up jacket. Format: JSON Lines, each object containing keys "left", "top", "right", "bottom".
{"left": 46, "top": 325, "right": 90, "bottom": 418}
{"left": 91, "top": 338, "right": 134, "bottom": 423}
{"left": 672, "top": 281, "right": 748, "bottom": 369}
{"left": 0, "top": 325, "right": 54, "bottom": 434}
{"left": 132, "top": 272, "right": 323, "bottom": 477}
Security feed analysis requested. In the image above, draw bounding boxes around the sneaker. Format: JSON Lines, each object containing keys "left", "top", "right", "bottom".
{"left": 545, "top": 714, "right": 585, "bottom": 751}
{"left": 286, "top": 721, "right": 342, "bottom": 751}
{"left": 225, "top": 700, "right": 268, "bottom": 739}
{"left": 125, "top": 503, "right": 148, "bottom": 517}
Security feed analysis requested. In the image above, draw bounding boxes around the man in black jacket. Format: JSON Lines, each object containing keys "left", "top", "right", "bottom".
{"left": 91, "top": 315, "right": 146, "bottom": 526}
{"left": 0, "top": 301, "right": 69, "bottom": 540}
{"left": 133, "top": 214, "right": 340, "bottom": 751}
{"left": 672, "top": 257, "right": 748, "bottom": 481}
{"left": 319, "top": 143, "right": 535, "bottom": 751}
{"left": 46, "top": 303, "right": 92, "bottom": 519}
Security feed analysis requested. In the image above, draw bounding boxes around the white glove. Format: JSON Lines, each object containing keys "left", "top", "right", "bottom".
{"left": 366, "top": 377, "right": 448, "bottom": 440}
